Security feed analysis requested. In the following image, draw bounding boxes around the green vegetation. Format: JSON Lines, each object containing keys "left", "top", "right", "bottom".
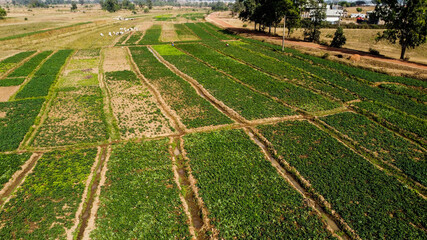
{"left": 0, "top": 98, "right": 44, "bottom": 151}
{"left": 154, "top": 14, "right": 176, "bottom": 21}
{"left": 378, "top": 83, "right": 427, "bottom": 103}
{"left": 7, "top": 51, "right": 52, "bottom": 78}
{"left": 125, "top": 31, "right": 143, "bottom": 45}
{"left": 258, "top": 121, "right": 427, "bottom": 239}
{"left": 184, "top": 23, "right": 217, "bottom": 41}
{"left": 0, "top": 148, "right": 97, "bottom": 239}
{"left": 179, "top": 43, "right": 341, "bottom": 112}
{"left": 180, "top": 12, "right": 205, "bottom": 20}
{"left": 0, "top": 77, "right": 25, "bottom": 86}
{"left": 183, "top": 130, "right": 334, "bottom": 239}
{"left": 0, "top": 51, "right": 36, "bottom": 74}
{"left": 353, "top": 100, "right": 426, "bottom": 140}
{"left": 153, "top": 45, "right": 294, "bottom": 120}
{"left": 15, "top": 50, "right": 73, "bottom": 99}
{"left": 0, "top": 153, "right": 31, "bottom": 187}
{"left": 130, "top": 47, "right": 232, "bottom": 128}
{"left": 91, "top": 140, "right": 191, "bottom": 239}
{"left": 139, "top": 25, "right": 162, "bottom": 45}
{"left": 174, "top": 24, "right": 198, "bottom": 41}
{"left": 196, "top": 22, "right": 232, "bottom": 40}
{"left": 322, "top": 112, "right": 426, "bottom": 185}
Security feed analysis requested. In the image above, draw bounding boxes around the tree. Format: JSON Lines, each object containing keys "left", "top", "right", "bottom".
{"left": 0, "top": 7, "right": 6, "bottom": 19}
{"left": 330, "top": 26, "right": 346, "bottom": 47}
{"left": 303, "top": 0, "right": 325, "bottom": 43}
{"left": 78, "top": 0, "right": 83, "bottom": 5}
{"left": 102, "top": 0, "right": 119, "bottom": 12}
{"left": 71, "top": 1, "right": 77, "bottom": 10}
{"left": 356, "top": 7, "right": 363, "bottom": 12}
{"left": 231, "top": 1, "right": 243, "bottom": 17}
{"left": 147, "top": 0, "right": 152, "bottom": 9}
{"left": 375, "top": 0, "right": 427, "bottom": 59}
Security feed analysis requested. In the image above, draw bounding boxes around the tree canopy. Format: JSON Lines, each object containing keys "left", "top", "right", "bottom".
{"left": 0, "top": 7, "right": 6, "bottom": 19}
{"left": 375, "top": 0, "right": 427, "bottom": 59}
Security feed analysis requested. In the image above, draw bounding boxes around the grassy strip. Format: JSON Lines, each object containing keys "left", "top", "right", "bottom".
{"left": 90, "top": 140, "right": 191, "bottom": 239}
{"left": 15, "top": 50, "right": 73, "bottom": 99}
{"left": 179, "top": 43, "right": 341, "bottom": 112}
{"left": 234, "top": 41, "right": 426, "bottom": 118}
{"left": 139, "top": 25, "right": 162, "bottom": 45}
{"left": 0, "top": 77, "right": 25, "bottom": 86}
{"left": 0, "top": 22, "right": 92, "bottom": 42}
{"left": 196, "top": 22, "right": 232, "bottom": 40}
{"left": 0, "top": 153, "right": 32, "bottom": 187}
{"left": 352, "top": 101, "right": 426, "bottom": 142}
{"left": 153, "top": 45, "right": 294, "bottom": 120}
{"left": 183, "top": 129, "right": 334, "bottom": 239}
{"left": 180, "top": 12, "right": 205, "bottom": 20}
{"left": 184, "top": 23, "right": 217, "bottom": 41}
{"left": 125, "top": 32, "right": 143, "bottom": 45}
{"left": 130, "top": 47, "right": 232, "bottom": 128}
{"left": 0, "top": 98, "right": 44, "bottom": 151}
{"left": 322, "top": 112, "right": 426, "bottom": 186}
{"left": 0, "top": 51, "right": 36, "bottom": 74}
{"left": 258, "top": 120, "right": 427, "bottom": 239}
{"left": 0, "top": 148, "right": 97, "bottom": 239}
{"left": 7, "top": 51, "right": 52, "bottom": 78}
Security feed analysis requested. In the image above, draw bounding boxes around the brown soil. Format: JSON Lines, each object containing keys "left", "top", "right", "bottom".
{"left": 0, "top": 112, "right": 6, "bottom": 118}
{"left": 206, "top": 12, "right": 427, "bottom": 77}
{"left": 0, "top": 86, "right": 20, "bottom": 102}
{"left": 160, "top": 23, "right": 181, "bottom": 43}
{"left": 103, "top": 47, "right": 131, "bottom": 72}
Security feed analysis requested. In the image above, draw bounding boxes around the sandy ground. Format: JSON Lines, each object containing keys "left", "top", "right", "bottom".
{"left": 0, "top": 86, "right": 20, "bottom": 102}
{"left": 103, "top": 47, "right": 131, "bottom": 72}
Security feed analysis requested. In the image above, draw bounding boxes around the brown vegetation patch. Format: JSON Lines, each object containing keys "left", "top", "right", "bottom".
{"left": 103, "top": 47, "right": 131, "bottom": 72}
{"left": 160, "top": 23, "right": 180, "bottom": 42}
{"left": 0, "top": 86, "right": 20, "bottom": 102}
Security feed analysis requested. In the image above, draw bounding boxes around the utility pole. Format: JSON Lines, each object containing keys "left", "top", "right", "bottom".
{"left": 282, "top": 15, "right": 286, "bottom": 51}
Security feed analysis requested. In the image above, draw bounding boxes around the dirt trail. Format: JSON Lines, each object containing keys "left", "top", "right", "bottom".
{"left": 81, "top": 146, "right": 111, "bottom": 240}
{"left": 206, "top": 12, "right": 427, "bottom": 72}
{"left": 0, "top": 153, "right": 42, "bottom": 208}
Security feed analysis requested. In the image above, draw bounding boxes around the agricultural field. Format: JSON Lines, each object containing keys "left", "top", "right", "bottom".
{"left": 0, "top": 6, "right": 425, "bottom": 240}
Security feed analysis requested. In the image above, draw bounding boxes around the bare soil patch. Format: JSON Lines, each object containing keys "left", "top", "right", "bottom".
{"left": 160, "top": 23, "right": 180, "bottom": 43}
{"left": 0, "top": 86, "right": 20, "bottom": 102}
{"left": 103, "top": 48, "right": 131, "bottom": 72}
{"left": 0, "top": 112, "right": 6, "bottom": 118}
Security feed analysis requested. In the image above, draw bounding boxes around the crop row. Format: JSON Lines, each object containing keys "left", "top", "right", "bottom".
{"left": 0, "top": 152, "right": 32, "bottom": 187}
{"left": 235, "top": 40, "right": 426, "bottom": 119}
{"left": 0, "top": 98, "right": 45, "bottom": 151}
{"left": 196, "top": 22, "right": 231, "bottom": 40}
{"left": 378, "top": 83, "right": 426, "bottom": 103}
{"left": 7, "top": 51, "right": 52, "bottom": 78}
{"left": 258, "top": 120, "right": 427, "bottom": 239}
{"left": 104, "top": 70, "right": 174, "bottom": 138}
{"left": 153, "top": 45, "right": 294, "bottom": 120}
{"left": 0, "top": 148, "right": 97, "bottom": 239}
{"left": 90, "top": 140, "right": 191, "bottom": 239}
{"left": 178, "top": 43, "right": 341, "bottom": 112}
{"left": 139, "top": 25, "right": 162, "bottom": 45}
{"left": 0, "top": 51, "right": 35, "bottom": 74}
{"left": 125, "top": 31, "right": 144, "bottom": 45}
{"left": 116, "top": 33, "right": 129, "bottom": 45}
{"left": 184, "top": 23, "right": 217, "bottom": 41}
{"left": 322, "top": 112, "right": 426, "bottom": 186}
{"left": 183, "top": 129, "right": 334, "bottom": 239}
{"left": 242, "top": 38, "right": 426, "bottom": 88}
{"left": 15, "top": 50, "right": 73, "bottom": 99}
{"left": 352, "top": 100, "right": 426, "bottom": 141}
{"left": 178, "top": 12, "right": 205, "bottom": 20}
{"left": 130, "top": 47, "right": 232, "bottom": 128}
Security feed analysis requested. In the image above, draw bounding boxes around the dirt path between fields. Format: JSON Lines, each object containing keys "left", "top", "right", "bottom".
{"left": 206, "top": 12, "right": 427, "bottom": 72}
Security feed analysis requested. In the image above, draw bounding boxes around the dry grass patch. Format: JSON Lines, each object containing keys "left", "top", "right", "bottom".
{"left": 0, "top": 86, "right": 20, "bottom": 102}
{"left": 103, "top": 47, "right": 131, "bottom": 72}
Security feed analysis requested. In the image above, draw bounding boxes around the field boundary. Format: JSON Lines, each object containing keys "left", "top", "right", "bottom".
{"left": 0, "top": 51, "right": 39, "bottom": 80}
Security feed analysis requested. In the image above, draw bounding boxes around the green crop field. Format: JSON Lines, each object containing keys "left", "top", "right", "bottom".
{"left": 0, "top": 9, "right": 425, "bottom": 240}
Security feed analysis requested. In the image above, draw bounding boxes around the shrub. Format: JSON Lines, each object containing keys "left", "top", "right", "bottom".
{"left": 330, "top": 26, "right": 346, "bottom": 48}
